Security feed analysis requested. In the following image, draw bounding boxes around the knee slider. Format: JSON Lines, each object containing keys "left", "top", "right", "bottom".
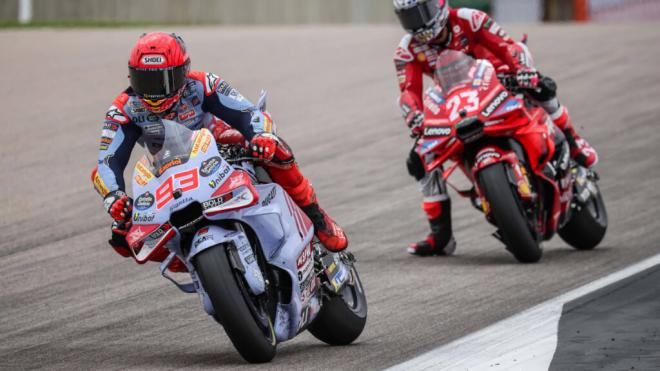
{"left": 407, "top": 149, "right": 425, "bottom": 181}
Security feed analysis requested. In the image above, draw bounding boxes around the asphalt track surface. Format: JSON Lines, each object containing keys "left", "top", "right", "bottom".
{"left": 550, "top": 264, "right": 660, "bottom": 370}
{"left": 1, "top": 24, "right": 659, "bottom": 370}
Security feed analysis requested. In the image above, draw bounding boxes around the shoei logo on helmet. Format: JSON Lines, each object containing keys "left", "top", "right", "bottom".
{"left": 142, "top": 54, "right": 166, "bottom": 65}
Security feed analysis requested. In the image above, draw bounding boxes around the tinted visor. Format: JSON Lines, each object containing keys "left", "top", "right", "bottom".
{"left": 129, "top": 63, "right": 188, "bottom": 99}
{"left": 395, "top": 0, "right": 440, "bottom": 32}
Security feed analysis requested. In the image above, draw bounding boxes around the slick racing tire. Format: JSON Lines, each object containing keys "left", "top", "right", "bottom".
{"left": 478, "top": 163, "right": 543, "bottom": 263}
{"left": 193, "top": 245, "right": 276, "bottom": 363}
{"left": 559, "top": 181, "right": 608, "bottom": 250}
{"left": 309, "top": 264, "right": 367, "bottom": 345}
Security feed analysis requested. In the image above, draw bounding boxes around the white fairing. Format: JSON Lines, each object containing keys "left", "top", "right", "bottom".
{"left": 130, "top": 120, "right": 322, "bottom": 343}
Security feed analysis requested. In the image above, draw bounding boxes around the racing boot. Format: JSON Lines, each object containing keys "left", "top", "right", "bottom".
{"left": 552, "top": 106, "right": 598, "bottom": 168}
{"left": 301, "top": 202, "right": 348, "bottom": 252}
{"left": 265, "top": 146, "right": 348, "bottom": 252}
{"left": 408, "top": 199, "right": 456, "bottom": 256}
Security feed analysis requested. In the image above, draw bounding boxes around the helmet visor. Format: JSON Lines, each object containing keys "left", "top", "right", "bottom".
{"left": 129, "top": 63, "right": 188, "bottom": 100}
{"left": 395, "top": 0, "right": 441, "bottom": 32}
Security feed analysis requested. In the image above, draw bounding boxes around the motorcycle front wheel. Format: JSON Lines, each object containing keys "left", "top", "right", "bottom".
{"left": 478, "top": 162, "right": 543, "bottom": 263}
{"left": 193, "top": 244, "right": 276, "bottom": 363}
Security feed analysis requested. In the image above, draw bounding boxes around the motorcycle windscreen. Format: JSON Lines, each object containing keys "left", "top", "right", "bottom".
{"left": 139, "top": 119, "right": 195, "bottom": 177}
{"left": 433, "top": 50, "right": 494, "bottom": 94}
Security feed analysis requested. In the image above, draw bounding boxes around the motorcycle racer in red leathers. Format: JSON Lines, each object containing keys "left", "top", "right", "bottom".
{"left": 91, "top": 32, "right": 347, "bottom": 257}
{"left": 393, "top": 0, "right": 598, "bottom": 256}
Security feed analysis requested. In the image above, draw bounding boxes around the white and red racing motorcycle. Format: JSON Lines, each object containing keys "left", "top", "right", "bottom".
{"left": 123, "top": 97, "right": 366, "bottom": 363}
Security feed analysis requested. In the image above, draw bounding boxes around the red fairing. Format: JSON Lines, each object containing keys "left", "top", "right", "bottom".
{"left": 126, "top": 224, "right": 160, "bottom": 249}
{"left": 128, "top": 32, "right": 189, "bottom": 69}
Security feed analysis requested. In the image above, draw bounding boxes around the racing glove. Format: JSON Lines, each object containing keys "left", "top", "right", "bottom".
{"left": 406, "top": 111, "right": 425, "bottom": 136}
{"left": 103, "top": 190, "right": 133, "bottom": 221}
{"left": 250, "top": 133, "right": 278, "bottom": 162}
{"left": 108, "top": 220, "right": 132, "bottom": 258}
{"left": 516, "top": 67, "right": 540, "bottom": 89}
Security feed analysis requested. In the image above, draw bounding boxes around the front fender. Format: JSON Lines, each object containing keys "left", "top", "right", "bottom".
{"left": 472, "top": 146, "right": 518, "bottom": 175}
{"left": 188, "top": 225, "right": 266, "bottom": 296}
{"left": 472, "top": 146, "right": 534, "bottom": 203}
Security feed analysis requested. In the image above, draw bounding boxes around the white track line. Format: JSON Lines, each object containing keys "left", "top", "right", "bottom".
{"left": 387, "top": 253, "right": 660, "bottom": 371}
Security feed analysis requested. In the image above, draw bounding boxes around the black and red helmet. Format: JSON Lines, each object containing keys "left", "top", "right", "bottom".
{"left": 394, "top": 0, "right": 449, "bottom": 43}
{"left": 128, "top": 32, "right": 190, "bottom": 113}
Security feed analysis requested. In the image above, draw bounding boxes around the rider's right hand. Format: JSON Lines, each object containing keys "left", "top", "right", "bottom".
{"left": 103, "top": 190, "right": 133, "bottom": 221}
{"left": 406, "top": 111, "right": 424, "bottom": 136}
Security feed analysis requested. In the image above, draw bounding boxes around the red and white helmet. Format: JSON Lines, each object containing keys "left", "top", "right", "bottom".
{"left": 394, "top": 0, "right": 449, "bottom": 43}
{"left": 128, "top": 32, "right": 190, "bottom": 114}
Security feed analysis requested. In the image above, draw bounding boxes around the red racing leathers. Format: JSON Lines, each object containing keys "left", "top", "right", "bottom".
{"left": 395, "top": 8, "right": 597, "bottom": 255}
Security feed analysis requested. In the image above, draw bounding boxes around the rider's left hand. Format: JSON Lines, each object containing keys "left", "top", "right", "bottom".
{"left": 516, "top": 67, "right": 539, "bottom": 89}
{"left": 250, "top": 133, "right": 278, "bottom": 162}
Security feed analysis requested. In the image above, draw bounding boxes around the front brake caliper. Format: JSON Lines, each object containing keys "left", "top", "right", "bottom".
{"left": 316, "top": 245, "right": 351, "bottom": 294}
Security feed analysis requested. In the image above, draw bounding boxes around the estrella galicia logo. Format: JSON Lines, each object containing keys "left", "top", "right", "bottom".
{"left": 199, "top": 157, "right": 222, "bottom": 177}
{"left": 135, "top": 191, "right": 155, "bottom": 210}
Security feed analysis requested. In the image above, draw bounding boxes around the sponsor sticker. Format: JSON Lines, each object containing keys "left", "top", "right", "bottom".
{"left": 261, "top": 186, "right": 277, "bottom": 206}
{"left": 481, "top": 90, "right": 510, "bottom": 117}
{"left": 135, "top": 191, "right": 155, "bottom": 210}
{"left": 141, "top": 54, "right": 166, "bottom": 65}
{"left": 106, "top": 105, "right": 129, "bottom": 124}
{"left": 476, "top": 151, "right": 501, "bottom": 165}
{"left": 135, "top": 161, "right": 154, "bottom": 182}
{"left": 296, "top": 243, "right": 313, "bottom": 270}
{"left": 202, "top": 193, "right": 232, "bottom": 210}
{"left": 423, "top": 126, "right": 452, "bottom": 137}
{"left": 199, "top": 156, "right": 222, "bottom": 177}
{"left": 133, "top": 212, "right": 156, "bottom": 223}
{"left": 92, "top": 172, "right": 110, "bottom": 197}
{"left": 159, "top": 158, "right": 182, "bottom": 174}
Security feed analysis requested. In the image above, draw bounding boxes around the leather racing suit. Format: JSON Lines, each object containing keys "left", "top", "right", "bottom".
{"left": 394, "top": 8, "right": 597, "bottom": 254}
{"left": 92, "top": 70, "right": 347, "bottom": 257}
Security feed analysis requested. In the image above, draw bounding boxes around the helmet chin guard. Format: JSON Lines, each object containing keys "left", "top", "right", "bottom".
{"left": 394, "top": 0, "right": 449, "bottom": 44}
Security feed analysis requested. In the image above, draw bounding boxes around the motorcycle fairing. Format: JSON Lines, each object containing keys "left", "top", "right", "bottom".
{"left": 204, "top": 183, "right": 321, "bottom": 341}
{"left": 128, "top": 129, "right": 236, "bottom": 258}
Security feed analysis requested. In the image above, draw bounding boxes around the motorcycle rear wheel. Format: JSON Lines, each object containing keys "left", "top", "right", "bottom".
{"left": 309, "top": 263, "right": 367, "bottom": 345}
{"left": 479, "top": 163, "right": 543, "bottom": 263}
{"left": 193, "top": 245, "right": 276, "bottom": 363}
{"left": 559, "top": 180, "right": 608, "bottom": 250}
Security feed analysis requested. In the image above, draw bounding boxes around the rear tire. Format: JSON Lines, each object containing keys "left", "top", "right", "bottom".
{"left": 193, "top": 245, "right": 276, "bottom": 363}
{"left": 309, "top": 265, "right": 367, "bottom": 345}
{"left": 479, "top": 163, "right": 542, "bottom": 263}
{"left": 559, "top": 181, "right": 608, "bottom": 250}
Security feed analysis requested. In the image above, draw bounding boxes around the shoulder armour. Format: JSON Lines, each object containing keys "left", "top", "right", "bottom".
{"left": 188, "top": 70, "right": 221, "bottom": 96}
{"left": 457, "top": 8, "right": 487, "bottom": 32}
{"left": 394, "top": 34, "right": 415, "bottom": 62}
{"left": 106, "top": 92, "right": 131, "bottom": 125}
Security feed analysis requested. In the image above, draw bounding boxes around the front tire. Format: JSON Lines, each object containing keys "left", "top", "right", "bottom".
{"left": 309, "top": 264, "right": 367, "bottom": 345}
{"left": 479, "top": 163, "right": 543, "bottom": 263}
{"left": 559, "top": 181, "right": 608, "bottom": 250}
{"left": 193, "top": 245, "right": 276, "bottom": 363}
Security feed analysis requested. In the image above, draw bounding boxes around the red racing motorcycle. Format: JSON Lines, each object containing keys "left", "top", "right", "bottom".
{"left": 414, "top": 50, "right": 607, "bottom": 262}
